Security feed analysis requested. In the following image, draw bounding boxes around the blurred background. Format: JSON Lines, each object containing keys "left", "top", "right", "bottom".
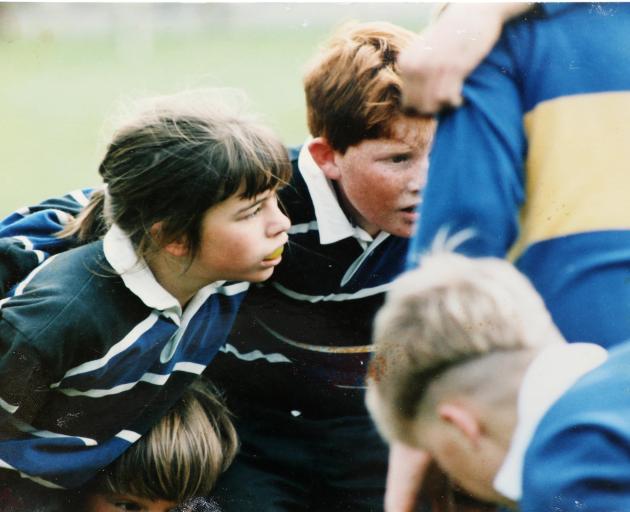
{"left": 0, "top": 2, "right": 434, "bottom": 216}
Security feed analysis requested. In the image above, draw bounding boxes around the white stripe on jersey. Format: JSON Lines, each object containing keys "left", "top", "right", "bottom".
{"left": 271, "top": 280, "right": 392, "bottom": 303}
{"left": 256, "top": 317, "right": 374, "bottom": 354}
{"left": 116, "top": 430, "right": 141, "bottom": 443}
{"left": 0, "top": 396, "right": 19, "bottom": 414}
{"left": 56, "top": 362, "right": 205, "bottom": 398}
{"left": 57, "top": 371, "right": 173, "bottom": 398}
{"left": 33, "top": 250, "right": 46, "bottom": 263}
{"left": 0, "top": 459, "right": 66, "bottom": 489}
{"left": 288, "top": 220, "right": 319, "bottom": 234}
{"left": 219, "top": 343, "right": 291, "bottom": 363}
{"left": 9, "top": 416, "right": 97, "bottom": 446}
{"left": 12, "top": 254, "right": 57, "bottom": 297}
{"left": 13, "top": 235, "right": 33, "bottom": 250}
{"left": 69, "top": 189, "right": 91, "bottom": 207}
{"left": 51, "top": 312, "right": 160, "bottom": 385}
{"left": 216, "top": 281, "right": 250, "bottom": 296}
{"left": 173, "top": 361, "right": 206, "bottom": 374}
{"left": 52, "top": 209, "right": 74, "bottom": 225}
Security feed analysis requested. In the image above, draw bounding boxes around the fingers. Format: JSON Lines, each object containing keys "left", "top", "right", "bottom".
{"left": 384, "top": 443, "right": 433, "bottom": 512}
{"left": 397, "top": 4, "right": 527, "bottom": 115}
{"left": 400, "top": 70, "right": 464, "bottom": 116}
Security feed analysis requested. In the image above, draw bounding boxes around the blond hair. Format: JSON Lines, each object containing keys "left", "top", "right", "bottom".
{"left": 89, "top": 377, "right": 238, "bottom": 503}
{"left": 368, "top": 251, "right": 563, "bottom": 436}
{"left": 303, "top": 21, "right": 434, "bottom": 153}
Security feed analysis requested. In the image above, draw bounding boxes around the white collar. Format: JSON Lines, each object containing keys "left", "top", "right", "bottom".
{"left": 103, "top": 224, "right": 183, "bottom": 322}
{"left": 297, "top": 142, "right": 376, "bottom": 246}
{"left": 493, "top": 342, "right": 608, "bottom": 501}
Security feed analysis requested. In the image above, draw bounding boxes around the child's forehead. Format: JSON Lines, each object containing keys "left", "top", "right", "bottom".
{"left": 386, "top": 116, "right": 436, "bottom": 146}
{"left": 362, "top": 116, "right": 436, "bottom": 151}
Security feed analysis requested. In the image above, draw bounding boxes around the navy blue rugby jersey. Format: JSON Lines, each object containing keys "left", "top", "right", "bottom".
{"left": 0, "top": 148, "right": 412, "bottom": 418}
{"left": 207, "top": 146, "right": 410, "bottom": 418}
{"left": 0, "top": 226, "right": 247, "bottom": 488}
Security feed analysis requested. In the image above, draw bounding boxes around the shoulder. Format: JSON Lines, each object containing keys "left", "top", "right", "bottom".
{"left": 23, "top": 240, "right": 110, "bottom": 290}
{"left": 0, "top": 238, "right": 41, "bottom": 296}
{"left": 0, "top": 241, "right": 148, "bottom": 376}
{"left": 522, "top": 346, "right": 630, "bottom": 511}
{"left": 1, "top": 241, "right": 117, "bottom": 337}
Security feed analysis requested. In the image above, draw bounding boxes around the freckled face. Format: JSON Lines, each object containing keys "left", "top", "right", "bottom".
{"left": 331, "top": 117, "right": 434, "bottom": 238}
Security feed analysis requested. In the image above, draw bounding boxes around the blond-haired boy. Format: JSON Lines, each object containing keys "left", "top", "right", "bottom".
{"left": 366, "top": 252, "right": 630, "bottom": 511}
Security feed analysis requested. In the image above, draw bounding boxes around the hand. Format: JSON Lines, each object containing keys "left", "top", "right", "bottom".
{"left": 384, "top": 442, "right": 432, "bottom": 512}
{"left": 398, "top": 3, "right": 532, "bottom": 114}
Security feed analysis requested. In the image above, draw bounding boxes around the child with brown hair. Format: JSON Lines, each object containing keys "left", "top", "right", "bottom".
{"left": 2, "top": 377, "right": 236, "bottom": 512}
{"left": 85, "top": 377, "right": 237, "bottom": 512}
{"left": 0, "top": 23, "right": 435, "bottom": 511}
{"left": 0, "top": 10, "right": 529, "bottom": 509}
{"left": 0, "top": 90, "right": 290, "bottom": 507}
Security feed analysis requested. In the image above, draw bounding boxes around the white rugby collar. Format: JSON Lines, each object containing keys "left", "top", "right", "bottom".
{"left": 493, "top": 342, "right": 608, "bottom": 501}
{"left": 103, "top": 224, "right": 183, "bottom": 322}
{"left": 297, "top": 142, "right": 379, "bottom": 246}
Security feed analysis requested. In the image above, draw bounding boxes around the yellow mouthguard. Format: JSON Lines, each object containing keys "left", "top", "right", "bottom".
{"left": 264, "top": 246, "right": 284, "bottom": 260}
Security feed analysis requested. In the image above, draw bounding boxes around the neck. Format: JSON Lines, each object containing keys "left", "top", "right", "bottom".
{"left": 146, "top": 251, "right": 201, "bottom": 308}
{"left": 333, "top": 181, "right": 380, "bottom": 236}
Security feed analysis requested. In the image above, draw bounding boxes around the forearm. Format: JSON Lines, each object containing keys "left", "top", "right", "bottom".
{"left": 398, "top": 3, "right": 533, "bottom": 114}
{"left": 385, "top": 442, "right": 432, "bottom": 512}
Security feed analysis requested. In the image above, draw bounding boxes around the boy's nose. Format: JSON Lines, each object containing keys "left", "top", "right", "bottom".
{"left": 407, "top": 156, "right": 429, "bottom": 192}
{"left": 267, "top": 205, "right": 291, "bottom": 237}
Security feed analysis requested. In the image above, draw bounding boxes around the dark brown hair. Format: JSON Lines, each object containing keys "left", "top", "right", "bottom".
{"left": 61, "top": 90, "right": 291, "bottom": 260}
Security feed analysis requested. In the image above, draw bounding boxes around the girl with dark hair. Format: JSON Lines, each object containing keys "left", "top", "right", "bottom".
{"left": 0, "top": 90, "right": 290, "bottom": 505}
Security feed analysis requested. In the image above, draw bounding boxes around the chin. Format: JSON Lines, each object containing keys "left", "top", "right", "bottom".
{"left": 386, "top": 224, "right": 415, "bottom": 238}
{"left": 248, "top": 267, "right": 276, "bottom": 283}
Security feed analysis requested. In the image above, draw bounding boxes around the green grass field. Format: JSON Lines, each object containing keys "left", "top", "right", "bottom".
{"left": 1, "top": 6, "right": 430, "bottom": 216}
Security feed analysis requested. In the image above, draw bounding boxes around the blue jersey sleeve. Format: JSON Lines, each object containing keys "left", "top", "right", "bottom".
{"left": 522, "top": 422, "right": 630, "bottom": 512}
{"left": 0, "top": 188, "right": 93, "bottom": 291}
{"left": 0, "top": 239, "right": 41, "bottom": 297}
{"left": 407, "top": 28, "right": 527, "bottom": 268}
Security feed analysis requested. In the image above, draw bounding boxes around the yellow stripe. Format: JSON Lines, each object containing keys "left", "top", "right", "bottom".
{"left": 509, "top": 92, "right": 630, "bottom": 261}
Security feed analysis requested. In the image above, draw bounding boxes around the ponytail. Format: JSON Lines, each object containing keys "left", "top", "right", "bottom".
{"left": 57, "top": 188, "right": 109, "bottom": 243}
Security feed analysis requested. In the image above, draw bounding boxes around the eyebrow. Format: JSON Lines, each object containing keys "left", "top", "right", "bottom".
{"left": 236, "top": 194, "right": 268, "bottom": 214}
{"left": 378, "top": 149, "right": 414, "bottom": 159}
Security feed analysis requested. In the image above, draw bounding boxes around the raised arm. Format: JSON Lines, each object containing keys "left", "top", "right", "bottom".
{"left": 0, "top": 188, "right": 93, "bottom": 293}
{"left": 384, "top": 442, "right": 433, "bottom": 512}
{"left": 398, "top": 3, "right": 533, "bottom": 114}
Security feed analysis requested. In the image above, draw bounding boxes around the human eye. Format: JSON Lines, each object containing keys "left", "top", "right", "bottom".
{"left": 243, "top": 204, "right": 263, "bottom": 219}
{"left": 390, "top": 153, "right": 411, "bottom": 164}
{"left": 113, "top": 501, "right": 142, "bottom": 511}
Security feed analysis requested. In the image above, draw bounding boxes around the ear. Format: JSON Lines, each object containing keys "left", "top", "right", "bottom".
{"left": 308, "top": 137, "right": 341, "bottom": 181}
{"left": 150, "top": 222, "right": 189, "bottom": 258}
{"left": 437, "top": 402, "right": 482, "bottom": 449}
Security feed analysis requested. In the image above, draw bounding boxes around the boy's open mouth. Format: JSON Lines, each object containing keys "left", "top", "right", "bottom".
{"left": 264, "top": 246, "right": 284, "bottom": 261}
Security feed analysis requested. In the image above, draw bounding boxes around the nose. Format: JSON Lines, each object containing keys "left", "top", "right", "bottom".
{"left": 407, "top": 156, "right": 429, "bottom": 193}
{"left": 266, "top": 201, "right": 291, "bottom": 238}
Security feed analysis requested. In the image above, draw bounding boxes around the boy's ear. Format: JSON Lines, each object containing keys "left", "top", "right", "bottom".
{"left": 308, "top": 137, "right": 341, "bottom": 180}
{"left": 437, "top": 402, "right": 482, "bottom": 449}
{"left": 150, "top": 222, "right": 188, "bottom": 258}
